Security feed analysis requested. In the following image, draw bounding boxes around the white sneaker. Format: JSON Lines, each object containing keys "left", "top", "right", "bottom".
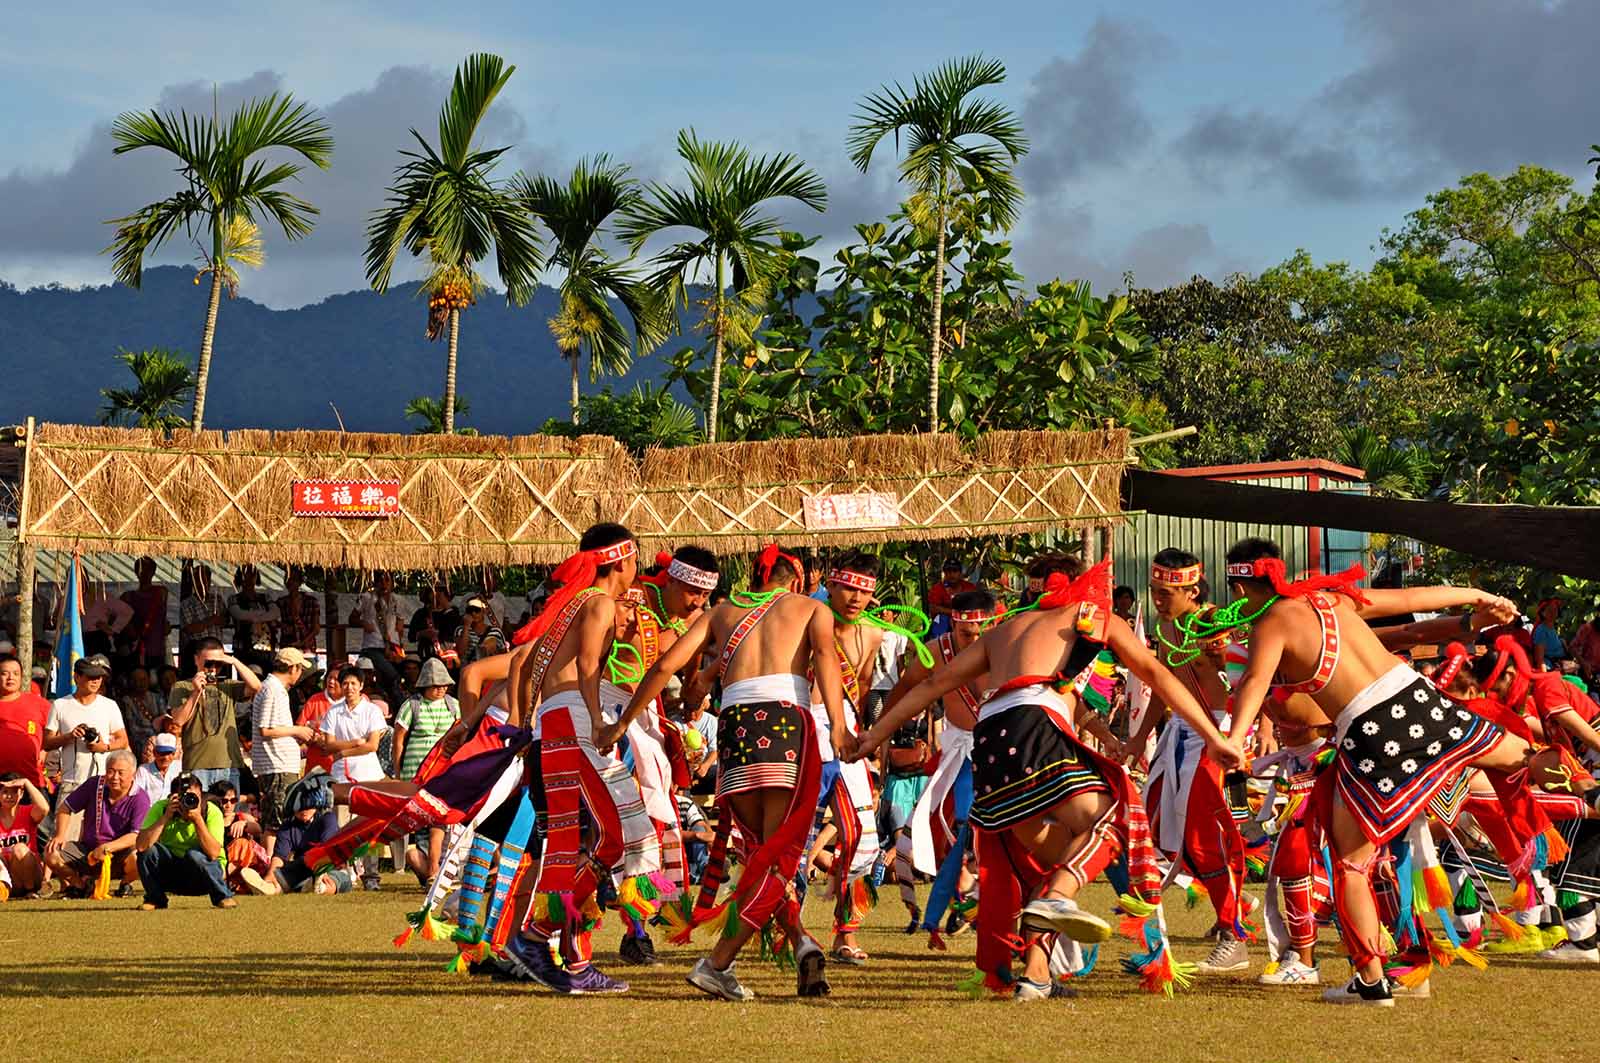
{"left": 1197, "top": 934, "right": 1250, "bottom": 974}
{"left": 237, "top": 868, "right": 272, "bottom": 896}
{"left": 1387, "top": 976, "right": 1431, "bottom": 999}
{"left": 1257, "top": 958, "right": 1321, "bottom": 986}
{"left": 1321, "top": 974, "right": 1394, "bottom": 1007}
{"left": 686, "top": 957, "right": 756, "bottom": 1001}
{"left": 1019, "top": 897, "right": 1112, "bottom": 943}
{"left": 1012, "top": 977, "right": 1053, "bottom": 1003}
{"left": 1538, "top": 942, "right": 1600, "bottom": 964}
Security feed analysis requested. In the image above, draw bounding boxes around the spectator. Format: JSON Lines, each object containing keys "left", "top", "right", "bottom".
{"left": 44, "top": 655, "right": 127, "bottom": 801}
{"left": 675, "top": 791, "right": 713, "bottom": 884}
{"left": 276, "top": 566, "right": 322, "bottom": 657}
{"left": 296, "top": 669, "right": 342, "bottom": 776}
{"left": 228, "top": 564, "right": 280, "bottom": 672}
{"left": 455, "top": 597, "right": 504, "bottom": 665}
{"left": 1533, "top": 598, "right": 1569, "bottom": 672}
{"left": 250, "top": 648, "right": 315, "bottom": 852}
{"left": 355, "top": 658, "right": 390, "bottom": 717}
{"left": 44, "top": 749, "right": 148, "bottom": 897}
{"left": 30, "top": 663, "right": 50, "bottom": 700}
{"left": 409, "top": 584, "right": 461, "bottom": 666}
{"left": 122, "top": 556, "right": 170, "bottom": 670}
{"left": 399, "top": 656, "right": 422, "bottom": 697}
{"left": 0, "top": 655, "right": 52, "bottom": 786}
{"left": 167, "top": 638, "right": 260, "bottom": 791}
{"left": 350, "top": 571, "right": 404, "bottom": 703}
{"left": 82, "top": 583, "right": 134, "bottom": 662}
{"left": 926, "top": 558, "right": 977, "bottom": 622}
{"left": 0, "top": 773, "right": 48, "bottom": 897}
{"left": 135, "top": 771, "right": 235, "bottom": 909}
{"left": 209, "top": 779, "right": 271, "bottom": 895}
{"left": 682, "top": 689, "right": 718, "bottom": 804}
{"left": 311, "top": 665, "right": 387, "bottom": 889}
{"left": 178, "top": 564, "right": 228, "bottom": 668}
{"left": 156, "top": 665, "right": 178, "bottom": 705}
{"left": 237, "top": 801, "right": 348, "bottom": 895}
{"left": 1573, "top": 613, "right": 1600, "bottom": 684}
{"left": 119, "top": 666, "right": 166, "bottom": 759}
{"left": 1113, "top": 584, "right": 1138, "bottom": 623}
{"left": 393, "top": 658, "right": 458, "bottom": 781}
{"left": 134, "top": 733, "right": 183, "bottom": 802}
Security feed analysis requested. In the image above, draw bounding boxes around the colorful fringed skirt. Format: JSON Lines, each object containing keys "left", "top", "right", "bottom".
{"left": 1553, "top": 818, "right": 1600, "bottom": 900}
{"left": 717, "top": 700, "right": 809, "bottom": 797}
{"left": 970, "top": 704, "right": 1111, "bottom": 831}
{"left": 1333, "top": 665, "right": 1504, "bottom": 845}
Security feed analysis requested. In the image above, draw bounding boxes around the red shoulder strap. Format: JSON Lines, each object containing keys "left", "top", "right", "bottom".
{"left": 718, "top": 593, "right": 786, "bottom": 678}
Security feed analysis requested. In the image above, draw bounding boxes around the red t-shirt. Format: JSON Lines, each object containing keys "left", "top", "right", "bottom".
{"left": 1529, "top": 670, "right": 1600, "bottom": 724}
{"left": 0, "top": 692, "right": 52, "bottom": 786}
{"left": 0, "top": 807, "right": 39, "bottom": 853}
{"left": 928, "top": 579, "right": 977, "bottom": 613}
{"left": 297, "top": 693, "right": 335, "bottom": 774}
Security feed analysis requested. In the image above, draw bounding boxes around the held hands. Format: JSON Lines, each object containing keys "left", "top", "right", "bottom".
{"left": 840, "top": 729, "right": 868, "bottom": 762}
{"left": 593, "top": 722, "right": 624, "bottom": 756}
{"left": 1475, "top": 594, "right": 1518, "bottom": 628}
{"left": 1206, "top": 735, "right": 1247, "bottom": 772}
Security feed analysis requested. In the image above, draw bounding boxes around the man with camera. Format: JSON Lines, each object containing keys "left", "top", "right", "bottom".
{"left": 135, "top": 771, "right": 236, "bottom": 909}
{"left": 43, "top": 655, "right": 128, "bottom": 802}
{"left": 167, "top": 638, "right": 260, "bottom": 792}
{"left": 44, "top": 748, "right": 148, "bottom": 896}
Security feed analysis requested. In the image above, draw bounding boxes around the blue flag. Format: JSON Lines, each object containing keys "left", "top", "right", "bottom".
{"left": 53, "top": 556, "right": 84, "bottom": 698}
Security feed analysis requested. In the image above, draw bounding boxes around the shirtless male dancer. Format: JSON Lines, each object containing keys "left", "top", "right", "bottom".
{"left": 857, "top": 554, "right": 1241, "bottom": 1001}
{"left": 1221, "top": 536, "right": 1526, "bottom": 1006}
{"left": 610, "top": 544, "right": 850, "bottom": 1001}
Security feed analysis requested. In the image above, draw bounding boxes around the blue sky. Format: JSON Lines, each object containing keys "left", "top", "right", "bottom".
{"left": 1, "top": 0, "right": 1594, "bottom": 307}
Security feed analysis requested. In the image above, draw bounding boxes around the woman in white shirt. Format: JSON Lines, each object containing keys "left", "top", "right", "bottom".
{"left": 312, "top": 666, "right": 387, "bottom": 784}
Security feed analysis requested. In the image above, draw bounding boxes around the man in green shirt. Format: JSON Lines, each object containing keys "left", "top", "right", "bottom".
{"left": 135, "top": 772, "right": 236, "bottom": 909}
{"left": 168, "top": 637, "right": 260, "bottom": 791}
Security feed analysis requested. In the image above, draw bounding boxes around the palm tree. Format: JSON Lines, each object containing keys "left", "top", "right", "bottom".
{"left": 515, "top": 156, "right": 669, "bottom": 424}
{"left": 847, "top": 55, "right": 1027, "bottom": 432}
{"left": 404, "top": 394, "right": 474, "bottom": 435}
{"left": 365, "top": 53, "right": 543, "bottom": 433}
{"left": 105, "top": 93, "right": 333, "bottom": 432}
{"left": 619, "top": 130, "right": 826, "bottom": 442}
{"left": 99, "top": 348, "right": 197, "bottom": 431}
{"left": 1336, "top": 427, "right": 1431, "bottom": 498}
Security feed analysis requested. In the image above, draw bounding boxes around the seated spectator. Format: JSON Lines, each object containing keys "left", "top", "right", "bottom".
{"left": 409, "top": 584, "right": 461, "bottom": 667}
{"left": 237, "top": 801, "right": 349, "bottom": 895}
{"left": 1533, "top": 598, "right": 1570, "bottom": 672}
{"left": 43, "top": 749, "right": 148, "bottom": 897}
{"left": 133, "top": 733, "right": 183, "bottom": 802}
{"left": 0, "top": 773, "right": 48, "bottom": 897}
{"left": 135, "top": 772, "right": 236, "bottom": 909}
{"left": 675, "top": 790, "right": 714, "bottom": 884}
{"left": 210, "top": 779, "right": 270, "bottom": 895}
{"left": 0, "top": 655, "right": 52, "bottom": 786}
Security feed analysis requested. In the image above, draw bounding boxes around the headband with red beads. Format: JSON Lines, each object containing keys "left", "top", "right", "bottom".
{"left": 1150, "top": 562, "right": 1202, "bottom": 588}
{"left": 829, "top": 569, "right": 878, "bottom": 593}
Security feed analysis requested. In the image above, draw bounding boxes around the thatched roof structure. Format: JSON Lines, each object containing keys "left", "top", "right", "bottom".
{"left": 13, "top": 421, "right": 1130, "bottom": 569}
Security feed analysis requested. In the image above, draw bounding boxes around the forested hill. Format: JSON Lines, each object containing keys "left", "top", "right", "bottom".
{"left": 0, "top": 267, "right": 804, "bottom": 434}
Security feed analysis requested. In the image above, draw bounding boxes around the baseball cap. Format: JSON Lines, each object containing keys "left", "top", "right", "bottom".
{"left": 272, "top": 647, "right": 316, "bottom": 670}
{"left": 153, "top": 733, "right": 179, "bottom": 754}
{"left": 74, "top": 654, "right": 111, "bottom": 678}
{"left": 465, "top": 596, "right": 488, "bottom": 611}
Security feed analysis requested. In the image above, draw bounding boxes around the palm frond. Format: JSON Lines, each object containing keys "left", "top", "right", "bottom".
{"left": 438, "top": 53, "right": 515, "bottom": 169}
{"left": 99, "top": 348, "right": 196, "bottom": 430}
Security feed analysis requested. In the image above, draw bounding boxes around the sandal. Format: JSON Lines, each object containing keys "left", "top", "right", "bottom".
{"left": 830, "top": 944, "right": 868, "bottom": 966}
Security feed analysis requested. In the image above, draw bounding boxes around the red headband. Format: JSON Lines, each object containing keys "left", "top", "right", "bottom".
{"left": 951, "top": 607, "right": 1000, "bottom": 624}
{"left": 1224, "top": 557, "right": 1370, "bottom": 606}
{"left": 1150, "top": 562, "right": 1202, "bottom": 587}
{"left": 512, "top": 539, "right": 636, "bottom": 646}
{"left": 1435, "top": 641, "right": 1470, "bottom": 690}
{"left": 1035, "top": 557, "right": 1113, "bottom": 635}
{"left": 1485, "top": 634, "right": 1532, "bottom": 710}
{"left": 829, "top": 569, "right": 878, "bottom": 593}
{"left": 754, "top": 544, "right": 803, "bottom": 587}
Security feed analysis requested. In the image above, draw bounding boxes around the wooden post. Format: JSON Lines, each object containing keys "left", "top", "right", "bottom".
{"left": 15, "top": 418, "right": 34, "bottom": 673}
{"left": 1079, "top": 526, "right": 1096, "bottom": 563}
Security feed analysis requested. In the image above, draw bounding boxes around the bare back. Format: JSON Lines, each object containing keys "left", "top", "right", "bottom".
{"left": 980, "top": 607, "right": 1090, "bottom": 685}
{"left": 713, "top": 593, "right": 830, "bottom": 685}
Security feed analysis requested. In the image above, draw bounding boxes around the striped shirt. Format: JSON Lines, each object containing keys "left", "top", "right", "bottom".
{"left": 394, "top": 694, "right": 460, "bottom": 778}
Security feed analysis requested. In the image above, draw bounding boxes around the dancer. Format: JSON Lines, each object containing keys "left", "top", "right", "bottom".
{"left": 1221, "top": 537, "right": 1528, "bottom": 1006}
{"left": 609, "top": 544, "right": 849, "bottom": 1001}
{"left": 856, "top": 553, "right": 1242, "bottom": 1001}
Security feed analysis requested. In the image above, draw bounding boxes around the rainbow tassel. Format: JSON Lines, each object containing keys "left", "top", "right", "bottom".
{"left": 1184, "top": 882, "right": 1204, "bottom": 909}
{"left": 391, "top": 925, "right": 415, "bottom": 949}
{"left": 1454, "top": 945, "right": 1488, "bottom": 971}
{"left": 1245, "top": 856, "right": 1267, "bottom": 880}
{"left": 1118, "top": 910, "right": 1152, "bottom": 940}
{"left": 1509, "top": 880, "right": 1533, "bottom": 911}
{"left": 1490, "top": 911, "right": 1526, "bottom": 942}
{"left": 419, "top": 913, "right": 454, "bottom": 942}
{"left": 1391, "top": 958, "right": 1433, "bottom": 989}
{"left": 1426, "top": 934, "right": 1457, "bottom": 968}
{"left": 1422, "top": 866, "right": 1453, "bottom": 912}
{"left": 444, "top": 952, "right": 473, "bottom": 975}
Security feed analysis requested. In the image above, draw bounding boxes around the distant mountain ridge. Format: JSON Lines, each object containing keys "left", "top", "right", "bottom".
{"left": 0, "top": 267, "right": 824, "bottom": 435}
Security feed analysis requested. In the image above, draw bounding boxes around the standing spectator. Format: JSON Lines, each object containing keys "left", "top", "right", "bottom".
{"left": 156, "top": 665, "right": 178, "bottom": 705}
{"left": 228, "top": 564, "right": 280, "bottom": 672}
{"left": 237, "top": 801, "right": 346, "bottom": 895}
{"left": 276, "top": 566, "right": 322, "bottom": 657}
{"left": 44, "top": 655, "right": 127, "bottom": 801}
{"left": 0, "top": 773, "right": 49, "bottom": 897}
{"left": 122, "top": 557, "right": 170, "bottom": 670}
{"left": 926, "top": 558, "right": 977, "bottom": 623}
{"left": 135, "top": 772, "right": 235, "bottom": 909}
{"left": 351, "top": 571, "right": 404, "bottom": 703}
{"left": 409, "top": 584, "right": 461, "bottom": 667}
{"left": 0, "top": 655, "right": 52, "bottom": 786}
{"left": 393, "top": 658, "right": 458, "bottom": 780}
{"left": 167, "top": 638, "right": 259, "bottom": 791}
{"left": 82, "top": 583, "right": 134, "bottom": 662}
{"left": 133, "top": 733, "right": 183, "bottom": 803}
{"left": 118, "top": 666, "right": 166, "bottom": 760}
{"left": 1113, "top": 585, "right": 1138, "bottom": 623}
{"left": 296, "top": 668, "right": 341, "bottom": 776}
{"left": 311, "top": 665, "right": 386, "bottom": 889}
{"left": 1533, "top": 598, "right": 1570, "bottom": 671}
{"left": 355, "top": 658, "right": 390, "bottom": 718}
{"left": 455, "top": 597, "right": 504, "bottom": 665}
{"left": 250, "top": 648, "right": 315, "bottom": 852}
{"left": 178, "top": 565, "right": 228, "bottom": 671}
{"left": 1573, "top": 613, "right": 1600, "bottom": 684}
{"left": 43, "top": 749, "right": 148, "bottom": 896}
{"left": 866, "top": 618, "right": 908, "bottom": 729}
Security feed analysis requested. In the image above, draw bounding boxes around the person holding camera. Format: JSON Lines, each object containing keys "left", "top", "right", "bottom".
{"left": 43, "top": 655, "right": 127, "bottom": 802}
{"left": 44, "top": 748, "right": 148, "bottom": 897}
{"left": 167, "top": 638, "right": 260, "bottom": 792}
{"left": 135, "top": 771, "right": 235, "bottom": 909}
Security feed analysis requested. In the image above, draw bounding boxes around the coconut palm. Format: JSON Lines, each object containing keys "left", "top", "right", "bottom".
{"left": 105, "top": 93, "right": 333, "bottom": 432}
{"left": 99, "top": 348, "right": 197, "bottom": 431}
{"left": 404, "top": 394, "right": 474, "bottom": 435}
{"left": 847, "top": 55, "right": 1028, "bottom": 433}
{"left": 619, "top": 130, "right": 826, "bottom": 442}
{"left": 365, "top": 53, "right": 543, "bottom": 433}
{"left": 515, "top": 156, "right": 669, "bottom": 424}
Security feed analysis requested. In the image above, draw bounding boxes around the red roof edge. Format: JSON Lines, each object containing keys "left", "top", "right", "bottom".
{"left": 1160, "top": 458, "right": 1367, "bottom": 482}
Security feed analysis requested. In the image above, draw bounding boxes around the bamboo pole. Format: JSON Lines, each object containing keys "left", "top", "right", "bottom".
{"left": 15, "top": 418, "right": 35, "bottom": 673}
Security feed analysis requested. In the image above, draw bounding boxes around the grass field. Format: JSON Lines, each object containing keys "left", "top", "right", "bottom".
{"left": 0, "top": 875, "right": 1584, "bottom": 1063}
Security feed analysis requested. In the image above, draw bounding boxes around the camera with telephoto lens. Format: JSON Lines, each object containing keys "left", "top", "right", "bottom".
{"left": 178, "top": 790, "right": 201, "bottom": 810}
{"left": 79, "top": 726, "right": 101, "bottom": 745}
{"left": 172, "top": 774, "right": 201, "bottom": 811}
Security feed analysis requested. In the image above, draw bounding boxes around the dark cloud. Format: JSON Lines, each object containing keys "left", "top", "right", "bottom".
{"left": 1175, "top": 107, "right": 1414, "bottom": 201}
{"left": 1016, "top": 204, "right": 1226, "bottom": 294}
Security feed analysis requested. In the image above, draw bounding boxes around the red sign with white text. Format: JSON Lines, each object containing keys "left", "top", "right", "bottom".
{"left": 802, "top": 491, "right": 901, "bottom": 531}
{"left": 291, "top": 480, "right": 401, "bottom": 519}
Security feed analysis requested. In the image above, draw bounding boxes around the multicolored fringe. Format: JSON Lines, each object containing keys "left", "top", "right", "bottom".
{"left": 833, "top": 877, "right": 878, "bottom": 934}
{"left": 758, "top": 925, "right": 797, "bottom": 971}
{"left": 1116, "top": 893, "right": 1196, "bottom": 996}
{"left": 1076, "top": 651, "right": 1119, "bottom": 717}
{"left": 391, "top": 906, "right": 455, "bottom": 949}
{"left": 616, "top": 871, "right": 679, "bottom": 926}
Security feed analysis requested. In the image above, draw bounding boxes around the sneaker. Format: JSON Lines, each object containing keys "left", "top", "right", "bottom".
{"left": 1020, "top": 897, "right": 1112, "bottom": 943}
{"left": 504, "top": 934, "right": 573, "bottom": 993}
{"left": 1321, "top": 974, "right": 1395, "bottom": 1007}
{"left": 116, "top": 882, "right": 137, "bottom": 898}
{"left": 1257, "top": 958, "right": 1321, "bottom": 986}
{"left": 361, "top": 875, "right": 382, "bottom": 892}
{"left": 1538, "top": 941, "right": 1600, "bottom": 964}
{"left": 567, "top": 964, "right": 629, "bottom": 995}
{"left": 796, "top": 938, "right": 831, "bottom": 997}
{"left": 1012, "top": 977, "right": 1053, "bottom": 1003}
{"left": 238, "top": 868, "right": 272, "bottom": 896}
{"left": 36, "top": 879, "right": 63, "bottom": 900}
{"left": 686, "top": 957, "right": 755, "bottom": 1001}
{"left": 1197, "top": 934, "right": 1249, "bottom": 974}
{"left": 618, "top": 932, "right": 660, "bottom": 967}
{"left": 1387, "top": 976, "right": 1430, "bottom": 999}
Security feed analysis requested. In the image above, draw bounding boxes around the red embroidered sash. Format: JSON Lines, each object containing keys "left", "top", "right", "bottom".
{"left": 934, "top": 632, "right": 981, "bottom": 716}
{"left": 528, "top": 586, "right": 605, "bottom": 701}
{"left": 835, "top": 638, "right": 863, "bottom": 708}
{"left": 717, "top": 593, "right": 786, "bottom": 679}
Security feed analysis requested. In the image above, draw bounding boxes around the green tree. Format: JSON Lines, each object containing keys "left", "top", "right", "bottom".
{"left": 516, "top": 156, "right": 669, "bottom": 424}
{"left": 365, "top": 53, "right": 543, "bottom": 433}
{"left": 538, "top": 383, "right": 700, "bottom": 455}
{"left": 847, "top": 54, "right": 1027, "bottom": 433}
{"left": 619, "top": 129, "right": 826, "bottom": 442}
{"left": 99, "top": 348, "right": 197, "bottom": 431}
{"left": 404, "top": 394, "right": 476, "bottom": 435}
{"left": 105, "top": 93, "right": 333, "bottom": 431}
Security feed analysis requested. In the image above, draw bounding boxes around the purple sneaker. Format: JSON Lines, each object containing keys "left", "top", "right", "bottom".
{"left": 505, "top": 935, "right": 573, "bottom": 993}
{"left": 567, "top": 964, "right": 630, "bottom": 995}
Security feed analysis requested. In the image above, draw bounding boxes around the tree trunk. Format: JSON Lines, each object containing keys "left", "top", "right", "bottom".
{"left": 928, "top": 180, "right": 949, "bottom": 435}
{"left": 16, "top": 543, "right": 34, "bottom": 674}
{"left": 443, "top": 309, "right": 460, "bottom": 434}
{"left": 191, "top": 264, "right": 225, "bottom": 432}
{"left": 708, "top": 253, "right": 726, "bottom": 444}
{"left": 569, "top": 353, "right": 581, "bottom": 425}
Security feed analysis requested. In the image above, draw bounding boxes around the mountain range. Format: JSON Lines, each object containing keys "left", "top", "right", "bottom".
{"left": 0, "top": 266, "right": 778, "bottom": 434}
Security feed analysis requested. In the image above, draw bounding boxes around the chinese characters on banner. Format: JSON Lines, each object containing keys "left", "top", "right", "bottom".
{"left": 291, "top": 480, "right": 401, "bottom": 518}
{"left": 802, "top": 491, "right": 901, "bottom": 531}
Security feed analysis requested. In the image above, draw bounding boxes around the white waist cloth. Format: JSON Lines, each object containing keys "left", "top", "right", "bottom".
{"left": 535, "top": 688, "right": 593, "bottom": 739}
{"left": 810, "top": 698, "right": 860, "bottom": 763}
{"left": 722, "top": 673, "right": 811, "bottom": 706}
{"left": 978, "top": 683, "right": 1074, "bottom": 724}
{"left": 910, "top": 723, "right": 974, "bottom": 874}
{"left": 1332, "top": 662, "right": 1416, "bottom": 746}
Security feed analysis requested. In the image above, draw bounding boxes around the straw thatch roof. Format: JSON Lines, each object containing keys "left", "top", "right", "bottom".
{"left": 14, "top": 421, "right": 1129, "bottom": 569}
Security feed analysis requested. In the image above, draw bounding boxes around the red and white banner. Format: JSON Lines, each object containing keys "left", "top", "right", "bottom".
{"left": 802, "top": 491, "right": 901, "bottom": 531}
{"left": 291, "top": 479, "right": 401, "bottom": 519}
